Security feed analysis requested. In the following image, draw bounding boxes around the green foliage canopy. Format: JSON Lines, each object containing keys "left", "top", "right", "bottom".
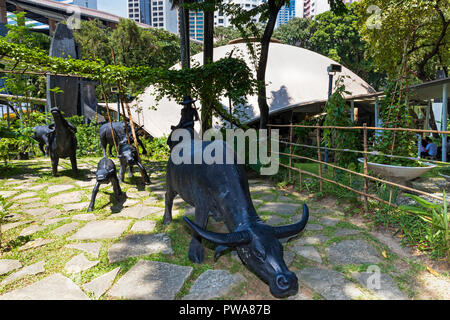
{"left": 357, "top": 0, "right": 449, "bottom": 81}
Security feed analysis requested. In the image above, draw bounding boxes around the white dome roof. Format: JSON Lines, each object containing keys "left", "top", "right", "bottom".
{"left": 128, "top": 42, "right": 375, "bottom": 138}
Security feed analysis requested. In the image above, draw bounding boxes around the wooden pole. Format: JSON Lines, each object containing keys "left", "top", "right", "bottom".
{"left": 99, "top": 79, "right": 118, "bottom": 156}
{"left": 280, "top": 163, "right": 393, "bottom": 207}
{"left": 289, "top": 122, "right": 293, "bottom": 182}
{"left": 363, "top": 123, "right": 369, "bottom": 212}
{"left": 267, "top": 124, "right": 450, "bottom": 135}
{"left": 110, "top": 47, "right": 131, "bottom": 145}
{"left": 299, "top": 171, "right": 303, "bottom": 192}
{"left": 276, "top": 151, "right": 446, "bottom": 202}
{"left": 316, "top": 128, "right": 323, "bottom": 192}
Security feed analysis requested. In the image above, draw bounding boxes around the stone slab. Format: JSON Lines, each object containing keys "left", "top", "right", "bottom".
{"left": 72, "top": 214, "right": 96, "bottom": 221}
{"left": 113, "top": 205, "right": 163, "bottom": 219}
{"left": 16, "top": 197, "right": 41, "bottom": 204}
{"left": 319, "top": 217, "right": 341, "bottom": 227}
{"left": 51, "top": 222, "right": 79, "bottom": 236}
{"left": 296, "top": 268, "right": 368, "bottom": 300}
{"left": 108, "top": 260, "right": 192, "bottom": 300}
{"left": 293, "top": 235, "right": 329, "bottom": 246}
{"left": 334, "top": 228, "right": 361, "bottom": 237}
{"left": 0, "top": 191, "right": 18, "bottom": 198}
{"left": 12, "top": 192, "right": 38, "bottom": 200}
{"left": 266, "top": 215, "right": 287, "bottom": 226}
{"left": 46, "top": 184, "right": 74, "bottom": 194}
{"left": 0, "top": 260, "right": 22, "bottom": 276}
{"left": 19, "top": 238, "right": 54, "bottom": 251}
{"left": 64, "top": 254, "right": 99, "bottom": 273}
{"left": 48, "top": 191, "right": 83, "bottom": 205}
{"left": 143, "top": 197, "right": 159, "bottom": 205}
{"left": 42, "top": 218, "right": 67, "bottom": 226}
{"left": 1, "top": 261, "right": 45, "bottom": 286}
{"left": 108, "top": 233, "right": 173, "bottom": 263}
{"left": 19, "top": 225, "right": 45, "bottom": 237}
{"left": 2, "top": 221, "right": 32, "bottom": 232}
{"left": 75, "top": 180, "right": 97, "bottom": 188}
{"left": 182, "top": 270, "right": 245, "bottom": 300}
{"left": 305, "top": 223, "right": 324, "bottom": 231}
{"left": 28, "top": 183, "right": 50, "bottom": 191}
{"left": 353, "top": 272, "right": 408, "bottom": 300}
{"left": 83, "top": 267, "right": 121, "bottom": 299}
{"left": 63, "top": 202, "right": 90, "bottom": 212}
{"left": 22, "top": 207, "right": 61, "bottom": 217}
{"left": 65, "top": 242, "right": 102, "bottom": 258}
{"left": 327, "top": 240, "right": 381, "bottom": 265}
{"left": 258, "top": 202, "right": 301, "bottom": 215}
{"left": 0, "top": 274, "right": 89, "bottom": 300}
{"left": 277, "top": 195, "right": 296, "bottom": 202}
{"left": 130, "top": 220, "right": 157, "bottom": 233}
{"left": 68, "top": 220, "right": 131, "bottom": 240}
{"left": 291, "top": 245, "right": 322, "bottom": 263}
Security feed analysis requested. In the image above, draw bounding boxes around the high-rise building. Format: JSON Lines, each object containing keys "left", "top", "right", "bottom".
{"left": 303, "top": 0, "right": 329, "bottom": 18}
{"left": 128, "top": 0, "right": 178, "bottom": 34}
{"left": 303, "top": 0, "right": 360, "bottom": 18}
{"left": 188, "top": 0, "right": 263, "bottom": 42}
{"left": 276, "top": 0, "right": 296, "bottom": 27}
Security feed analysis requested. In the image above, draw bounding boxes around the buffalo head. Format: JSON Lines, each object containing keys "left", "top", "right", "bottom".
{"left": 183, "top": 204, "right": 309, "bottom": 298}
{"left": 118, "top": 140, "right": 138, "bottom": 165}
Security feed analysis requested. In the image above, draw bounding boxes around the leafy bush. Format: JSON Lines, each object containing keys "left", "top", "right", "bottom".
{"left": 143, "top": 136, "right": 170, "bottom": 161}
{"left": 0, "top": 195, "right": 13, "bottom": 250}
{"left": 323, "top": 76, "right": 361, "bottom": 167}
{"left": 399, "top": 193, "right": 449, "bottom": 260}
{"left": 66, "top": 116, "right": 103, "bottom": 157}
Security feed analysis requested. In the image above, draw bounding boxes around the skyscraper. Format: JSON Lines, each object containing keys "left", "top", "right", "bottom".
{"left": 128, "top": 0, "right": 178, "bottom": 34}
{"left": 188, "top": 0, "right": 264, "bottom": 42}
{"left": 276, "top": 0, "right": 297, "bottom": 27}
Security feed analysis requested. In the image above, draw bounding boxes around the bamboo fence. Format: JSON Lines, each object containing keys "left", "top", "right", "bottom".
{"left": 268, "top": 123, "right": 450, "bottom": 212}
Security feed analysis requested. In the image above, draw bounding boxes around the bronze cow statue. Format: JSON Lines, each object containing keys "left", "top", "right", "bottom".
{"left": 163, "top": 136, "right": 308, "bottom": 298}
{"left": 47, "top": 107, "right": 78, "bottom": 176}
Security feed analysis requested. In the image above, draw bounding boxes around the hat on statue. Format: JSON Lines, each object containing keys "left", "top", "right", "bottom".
{"left": 179, "top": 96, "right": 197, "bottom": 105}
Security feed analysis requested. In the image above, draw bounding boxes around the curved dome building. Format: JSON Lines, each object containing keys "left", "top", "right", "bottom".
{"left": 126, "top": 42, "right": 376, "bottom": 138}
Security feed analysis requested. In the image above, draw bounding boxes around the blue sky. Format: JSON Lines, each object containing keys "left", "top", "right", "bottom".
{"left": 97, "top": 0, "right": 127, "bottom": 17}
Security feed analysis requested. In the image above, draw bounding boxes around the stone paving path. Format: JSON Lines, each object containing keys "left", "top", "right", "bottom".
{"left": 0, "top": 157, "right": 449, "bottom": 300}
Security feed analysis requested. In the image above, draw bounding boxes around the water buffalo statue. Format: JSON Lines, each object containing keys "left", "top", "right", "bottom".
{"left": 48, "top": 107, "right": 78, "bottom": 176}
{"left": 118, "top": 139, "right": 151, "bottom": 185}
{"left": 87, "top": 157, "right": 124, "bottom": 212}
{"left": 163, "top": 137, "right": 309, "bottom": 298}
{"left": 99, "top": 121, "right": 147, "bottom": 157}
{"left": 32, "top": 124, "right": 54, "bottom": 156}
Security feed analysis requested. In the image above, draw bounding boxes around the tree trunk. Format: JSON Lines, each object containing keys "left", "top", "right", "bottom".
{"left": 179, "top": 1, "right": 190, "bottom": 69}
{"left": 257, "top": 1, "right": 282, "bottom": 129}
{"left": 201, "top": 1, "right": 215, "bottom": 134}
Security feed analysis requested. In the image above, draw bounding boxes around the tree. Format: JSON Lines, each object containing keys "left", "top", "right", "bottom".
{"left": 224, "top": 0, "right": 348, "bottom": 129}
{"left": 273, "top": 17, "right": 317, "bottom": 49}
{"left": 214, "top": 26, "right": 242, "bottom": 47}
{"left": 273, "top": 4, "right": 386, "bottom": 90}
{"left": 358, "top": 0, "right": 450, "bottom": 82}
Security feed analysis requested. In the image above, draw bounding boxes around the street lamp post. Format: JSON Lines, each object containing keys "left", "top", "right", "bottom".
{"left": 324, "top": 64, "right": 342, "bottom": 168}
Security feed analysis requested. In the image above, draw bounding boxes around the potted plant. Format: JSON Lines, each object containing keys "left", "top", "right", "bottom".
{"left": 361, "top": 79, "right": 436, "bottom": 182}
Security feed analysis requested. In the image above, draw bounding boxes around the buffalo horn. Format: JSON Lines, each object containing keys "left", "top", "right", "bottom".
{"left": 183, "top": 216, "right": 251, "bottom": 246}
{"left": 273, "top": 203, "right": 309, "bottom": 239}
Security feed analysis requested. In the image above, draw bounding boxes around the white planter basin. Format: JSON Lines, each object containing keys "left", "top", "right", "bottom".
{"left": 357, "top": 158, "right": 436, "bottom": 181}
